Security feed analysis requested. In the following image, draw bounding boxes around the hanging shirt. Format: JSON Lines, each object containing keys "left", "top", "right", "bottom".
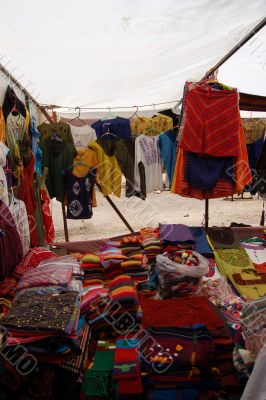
{"left": 64, "top": 168, "right": 95, "bottom": 219}
{"left": 9, "top": 198, "right": 30, "bottom": 257}
{"left": 70, "top": 124, "right": 97, "bottom": 149}
{"left": 0, "top": 142, "right": 9, "bottom": 205}
{"left": 0, "top": 107, "right": 5, "bottom": 142}
{"left": 5, "top": 112, "right": 26, "bottom": 177}
{"left": 30, "top": 115, "right": 42, "bottom": 175}
{"left": 89, "top": 141, "right": 122, "bottom": 197}
{"left": 92, "top": 117, "right": 131, "bottom": 140}
{"left": 38, "top": 122, "right": 77, "bottom": 202}
{"left": 134, "top": 135, "right": 163, "bottom": 194}
{"left": 131, "top": 114, "right": 173, "bottom": 136}
{"left": 158, "top": 130, "right": 177, "bottom": 186}
{"left": 73, "top": 148, "right": 98, "bottom": 207}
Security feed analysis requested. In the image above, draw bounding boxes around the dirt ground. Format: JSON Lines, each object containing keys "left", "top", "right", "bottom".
{"left": 52, "top": 188, "right": 263, "bottom": 242}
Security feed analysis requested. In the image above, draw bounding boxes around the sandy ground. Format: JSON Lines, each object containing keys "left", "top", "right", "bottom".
{"left": 51, "top": 188, "right": 263, "bottom": 242}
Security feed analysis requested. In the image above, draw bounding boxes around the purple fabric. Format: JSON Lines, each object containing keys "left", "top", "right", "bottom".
{"left": 159, "top": 224, "right": 195, "bottom": 244}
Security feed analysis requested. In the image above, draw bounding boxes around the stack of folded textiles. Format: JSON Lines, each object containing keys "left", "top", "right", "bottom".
{"left": 113, "top": 336, "right": 143, "bottom": 397}
{"left": 139, "top": 294, "right": 242, "bottom": 398}
{"left": 121, "top": 235, "right": 148, "bottom": 283}
{"left": 99, "top": 246, "right": 126, "bottom": 281}
{"left": 159, "top": 223, "right": 195, "bottom": 256}
{"left": 140, "top": 227, "right": 162, "bottom": 263}
{"left": 79, "top": 253, "right": 104, "bottom": 286}
{"left": 81, "top": 339, "right": 117, "bottom": 399}
{"left": 87, "top": 275, "right": 140, "bottom": 334}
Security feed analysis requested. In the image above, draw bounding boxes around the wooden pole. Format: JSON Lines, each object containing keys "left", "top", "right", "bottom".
{"left": 205, "top": 199, "right": 209, "bottom": 228}
{"left": 95, "top": 182, "right": 134, "bottom": 234}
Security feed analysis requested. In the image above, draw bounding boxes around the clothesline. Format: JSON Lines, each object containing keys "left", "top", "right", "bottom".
{"left": 41, "top": 99, "right": 181, "bottom": 111}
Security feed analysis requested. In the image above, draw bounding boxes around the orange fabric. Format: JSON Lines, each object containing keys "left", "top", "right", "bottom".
{"left": 0, "top": 107, "right": 5, "bottom": 142}
{"left": 171, "top": 118, "right": 252, "bottom": 199}
{"left": 73, "top": 148, "right": 98, "bottom": 207}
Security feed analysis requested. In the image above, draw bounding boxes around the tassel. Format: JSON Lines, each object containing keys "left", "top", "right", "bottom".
{"left": 260, "top": 200, "right": 265, "bottom": 226}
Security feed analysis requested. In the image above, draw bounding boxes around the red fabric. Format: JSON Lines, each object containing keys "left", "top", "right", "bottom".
{"left": 179, "top": 81, "right": 240, "bottom": 157}
{"left": 13, "top": 247, "right": 57, "bottom": 277}
{"left": 0, "top": 277, "right": 17, "bottom": 297}
{"left": 18, "top": 154, "right": 38, "bottom": 247}
{"left": 41, "top": 188, "right": 55, "bottom": 243}
{"left": 139, "top": 295, "right": 231, "bottom": 339}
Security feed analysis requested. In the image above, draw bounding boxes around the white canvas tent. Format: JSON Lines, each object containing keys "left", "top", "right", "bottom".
{"left": 0, "top": 0, "right": 265, "bottom": 112}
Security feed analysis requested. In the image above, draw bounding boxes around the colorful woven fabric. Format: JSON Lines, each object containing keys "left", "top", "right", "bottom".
{"left": 179, "top": 81, "right": 240, "bottom": 157}
{"left": 16, "top": 263, "right": 73, "bottom": 291}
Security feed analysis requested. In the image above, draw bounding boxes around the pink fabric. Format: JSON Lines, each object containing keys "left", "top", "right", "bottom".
{"left": 16, "top": 264, "right": 73, "bottom": 291}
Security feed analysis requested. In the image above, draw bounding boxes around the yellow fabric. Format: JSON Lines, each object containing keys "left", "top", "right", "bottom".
{"left": 242, "top": 119, "right": 266, "bottom": 144}
{"left": 73, "top": 148, "right": 98, "bottom": 207}
{"left": 89, "top": 141, "right": 122, "bottom": 197}
{"left": 0, "top": 107, "right": 5, "bottom": 142}
{"left": 25, "top": 108, "right": 30, "bottom": 131}
{"left": 131, "top": 114, "right": 173, "bottom": 136}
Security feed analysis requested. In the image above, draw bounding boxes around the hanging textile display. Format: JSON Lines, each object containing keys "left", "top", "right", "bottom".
{"left": 0, "top": 107, "right": 5, "bottom": 142}
{"left": 63, "top": 167, "right": 96, "bottom": 219}
{"left": 171, "top": 81, "right": 252, "bottom": 199}
{"left": 38, "top": 121, "right": 77, "bottom": 203}
{"left": 70, "top": 123, "right": 97, "bottom": 149}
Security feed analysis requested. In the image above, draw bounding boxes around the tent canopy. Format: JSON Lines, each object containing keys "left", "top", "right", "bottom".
{"left": 0, "top": 0, "right": 265, "bottom": 109}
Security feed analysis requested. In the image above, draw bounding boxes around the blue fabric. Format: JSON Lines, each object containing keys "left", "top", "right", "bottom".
{"left": 92, "top": 117, "right": 131, "bottom": 140}
{"left": 158, "top": 130, "right": 177, "bottom": 185}
{"left": 146, "top": 388, "right": 198, "bottom": 400}
{"left": 30, "top": 116, "right": 42, "bottom": 176}
{"left": 190, "top": 227, "right": 213, "bottom": 256}
{"left": 247, "top": 137, "right": 264, "bottom": 170}
{"left": 185, "top": 152, "right": 234, "bottom": 191}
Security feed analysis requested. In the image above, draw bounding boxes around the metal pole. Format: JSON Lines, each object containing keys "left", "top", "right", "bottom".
{"left": 205, "top": 199, "right": 209, "bottom": 228}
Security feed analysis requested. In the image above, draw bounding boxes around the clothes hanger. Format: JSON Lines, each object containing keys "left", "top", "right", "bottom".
{"left": 68, "top": 107, "right": 86, "bottom": 126}
{"left": 101, "top": 123, "right": 118, "bottom": 138}
{"left": 151, "top": 103, "right": 160, "bottom": 117}
{"left": 101, "top": 107, "right": 116, "bottom": 121}
{"left": 129, "top": 106, "right": 140, "bottom": 119}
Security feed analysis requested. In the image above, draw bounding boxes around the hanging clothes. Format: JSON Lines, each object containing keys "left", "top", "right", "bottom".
{"left": 38, "top": 122, "right": 77, "bottom": 202}
{"left": 242, "top": 118, "right": 266, "bottom": 144}
{"left": 89, "top": 140, "right": 122, "bottom": 197}
{"left": 134, "top": 134, "right": 163, "bottom": 194}
{"left": 131, "top": 114, "right": 173, "bottom": 136}
{"left": 5, "top": 112, "right": 26, "bottom": 177}
{"left": 9, "top": 197, "right": 30, "bottom": 257}
{"left": 18, "top": 154, "right": 39, "bottom": 247}
{"left": 73, "top": 147, "right": 98, "bottom": 207}
{"left": 171, "top": 81, "right": 252, "bottom": 199}
{"left": 30, "top": 115, "right": 42, "bottom": 175}
{"left": 97, "top": 137, "right": 138, "bottom": 198}
{"left": 179, "top": 81, "right": 240, "bottom": 157}
{"left": 158, "top": 130, "right": 177, "bottom": 186}
{"left": 2, "top": 85, "right": 26, "bottom": 120}
{"left": 0, "top": 107, "right": 5, "bottom": 142}
{"left": 34, "top": 176, "right": 46, "bottom": 245}
{"left": 0, "top": 200, "right": 23, "bottom": 279}
{"left": 0, "top": 142, "right": 9, "bottom": 205}
{"left": 70, "top": 124, "right": 97, "bottom": 149}
{"left": 41, "top": 187, "right": 55, "bottom": 243}
{"left": 92, "top": 117, "right": 131, "bottom": 140}
{"left": 64, "top": 168, "right": 95, "bottom": 219}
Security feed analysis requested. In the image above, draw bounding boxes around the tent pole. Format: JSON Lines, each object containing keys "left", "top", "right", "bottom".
{"left": 205, "top": 199, "right": 209, "bottom": 228}
{"left": 202, "top": 17, "right": 266, "bottom": 80}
